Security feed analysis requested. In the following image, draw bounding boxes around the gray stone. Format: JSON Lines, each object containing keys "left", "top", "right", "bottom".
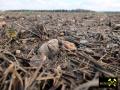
{"left": 80, "top": 40, "right": 88, "bottom": 44}
{"left": 38, "top": 39, "right": 59, "bottom": 59}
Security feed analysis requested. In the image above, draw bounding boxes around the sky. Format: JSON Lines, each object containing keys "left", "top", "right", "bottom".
{"left": 0, "top": 0, "right": 120, "bottom": 11}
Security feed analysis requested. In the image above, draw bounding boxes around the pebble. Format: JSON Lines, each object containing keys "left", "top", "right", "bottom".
{"left": 62, "top": 41, "right": 77, "bottom": 51}
{"left": 80, "top": 40, "right": 88, "bottom": 44}
{"left": 16, "top": 50, "right": 21, "bottom": 54}
{"left": 60, "top": 32, "right": 64, "bottom": 36}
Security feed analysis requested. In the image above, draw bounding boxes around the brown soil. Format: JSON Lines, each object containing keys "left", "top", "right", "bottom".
{"left": 0, "top": 12, "right": 120, "bottom": 90}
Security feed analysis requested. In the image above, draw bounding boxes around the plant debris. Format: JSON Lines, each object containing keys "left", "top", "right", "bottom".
{"left": 0, "top": 11, "right": 120, "bottom": 90}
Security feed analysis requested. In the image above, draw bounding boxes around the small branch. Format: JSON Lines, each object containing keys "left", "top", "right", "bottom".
{"left": 26, "top": 59, "right": 45, "bottom": 89}
{"left": 77, "top": 51, "right": 115, "bottom": 77}
{"left": 14, "top": 22, "right": 41, "bottom": 38}
{"left": 75, "top": 78, "right": 99, "bottom": 90}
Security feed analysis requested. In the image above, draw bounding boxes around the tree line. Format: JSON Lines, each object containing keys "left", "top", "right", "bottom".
{"left": 6, "top": 9, "right": 94, "bottom": 12}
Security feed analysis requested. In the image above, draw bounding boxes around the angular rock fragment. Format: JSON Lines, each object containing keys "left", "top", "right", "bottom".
{"left": 64, "top": 36, "right": 80, "bottom": 47}
{"left": 62, "top": 40, "right": 77, "bottom": 51}
{"left": 38, "top": 39, "right": 59, "bottom": 60}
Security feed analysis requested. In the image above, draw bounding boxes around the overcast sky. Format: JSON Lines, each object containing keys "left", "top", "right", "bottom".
{"left": 0, "top": 0, "right": 120, "bottom": 11}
